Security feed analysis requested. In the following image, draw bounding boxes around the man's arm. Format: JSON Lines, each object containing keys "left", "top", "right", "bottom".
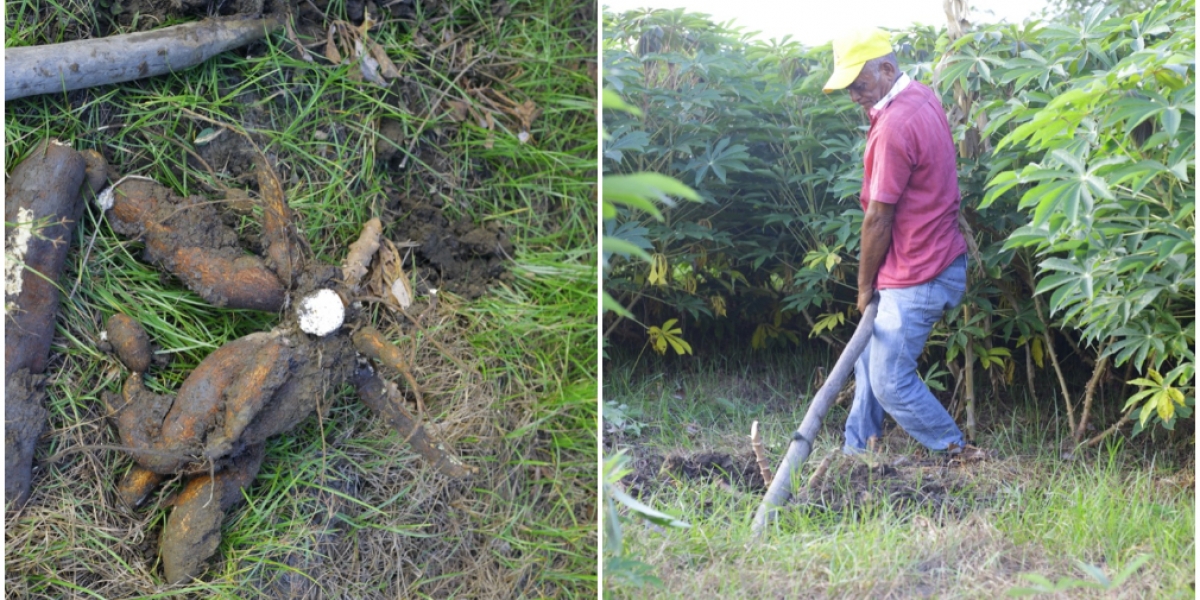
{"left": 858, "top": 200, "right": 895, "bottom": 313}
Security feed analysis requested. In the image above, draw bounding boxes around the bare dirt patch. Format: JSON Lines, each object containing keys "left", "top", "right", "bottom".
{"left": 620, "top": 441, "right": 994, "bottom": 524}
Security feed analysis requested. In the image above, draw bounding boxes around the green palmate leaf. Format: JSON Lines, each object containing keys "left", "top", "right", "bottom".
{"left": 603, "top": 291, "right": 635, "bottom": 318}
{"left": 606, "top": 485, "right": 690, "bottom": 529}
{"left": 603, "top": 89, "right": 643, "bottom": 116}
{"left": 605, "top": 172, "right": 700, "bottom": 203}
{"left": 604, "top": 237, "right": 653, "bottom": 263}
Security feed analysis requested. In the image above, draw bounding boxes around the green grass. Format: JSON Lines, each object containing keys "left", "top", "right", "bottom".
{"left": 603, "top": 351, "right": 1194, "bottom": 599}
{"left": 6, "top": 1, "right": 597, "bottom": 597}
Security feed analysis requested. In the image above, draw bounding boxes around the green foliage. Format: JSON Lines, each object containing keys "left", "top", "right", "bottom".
{"left": 1007, "top": 554, "right": 1152, "bottom": 596}
{"left": 604, "top": 0, "right": 1194, "bottom": 436}
{"left": 603, "top": 451, "right": 691, "bottom": 590}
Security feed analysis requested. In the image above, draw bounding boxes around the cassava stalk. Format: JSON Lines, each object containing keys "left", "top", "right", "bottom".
{"left": 6, "top": 16, "right": 284, "bottom": 100}
{"left": 963, "top": 305, "right": 977, "bottom": 442}
{"left": 749, "top": 421, "right": 772, "bottom": 483}
{"left": 1073, "top": 344, "right": 1110, "bottom": 444}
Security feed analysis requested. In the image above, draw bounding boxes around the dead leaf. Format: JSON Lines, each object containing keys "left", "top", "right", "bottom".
{"left": 325, "top": 25, "right": 343, "bottom": 64}
{"left": 357, "top": 40, "right": 388, "bottom": 85}
{"left": 391, "top": 276, "right": 413, "bottom": 309}
{"left": 285, "top": 19, "right": 314, "bottom": 63}
{"left": 445, "top": 100, "right": 471, "bottom": 122}
{"left": 484, "top": 112, "right": 495, "bottom": 149}
{"left": 513, "top": 99, "right": 541, "bottom": 131}
{"left": 367, "top": 39, "right": 401, "bottom": 79}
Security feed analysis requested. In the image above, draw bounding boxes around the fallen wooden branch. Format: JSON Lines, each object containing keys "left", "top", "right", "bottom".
{"left": 6, "top": 16, "right": 285, "bottom": 101}
{"left": 749, "top": 301, "right": 877, "bottom": 541}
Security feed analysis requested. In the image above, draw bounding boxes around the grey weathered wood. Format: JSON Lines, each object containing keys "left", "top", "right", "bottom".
{"left": 750, "top": 301, "right": 877, "bottom": 541}
{"left": 6, "top": 16, "right": 283, "bottom": 101}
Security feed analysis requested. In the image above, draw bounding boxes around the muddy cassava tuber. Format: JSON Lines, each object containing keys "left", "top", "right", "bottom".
{"left": 5, "top": 139, "right": 105, "bottom": 507}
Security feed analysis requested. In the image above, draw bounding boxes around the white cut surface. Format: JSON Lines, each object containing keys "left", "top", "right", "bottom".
{"left": 5, "top": 207, "right": 36, "bottom": 301}
{"left": 95, "top": 186, "right": 116, "bottom": 210}
{"left": 390, "top": 277, "right": 412, "bottom": 309}
{"left": 297, "top": 289, "right": 345, "bottom": 336}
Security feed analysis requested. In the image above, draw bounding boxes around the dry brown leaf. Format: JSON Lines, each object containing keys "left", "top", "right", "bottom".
{"left": 367, "top": 39, "right": 401, "bottom": 79}
{"left": 285, "top": 19, "right": 314, "bottom": 63}
{"left": 445, "top": 100, "right": 471, "bottom": 122}
{"left": 357, "top": 40, "right": 388, "bottom": 85}
{"left": 483, "top": 112, "right": 495, "bottom": 149}
{"left": 390, "top": 275, "right": 413, "bottom": 310}
{"left": 513, "top": 99, "right": 541, "bottom": 131}
{"left": 342, "top": 217, "right": 382, "bottom": 291}
{"left": 325, "top": 24, "right": 343, "bottom": 64}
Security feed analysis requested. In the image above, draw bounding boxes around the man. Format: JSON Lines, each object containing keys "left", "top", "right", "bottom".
{"left": 823, "top": 28, "right": 980, "bottom": 457}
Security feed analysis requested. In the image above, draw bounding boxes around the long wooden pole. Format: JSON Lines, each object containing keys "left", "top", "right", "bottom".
{"left": 750, "top": 301, "right": 877, "bottom": 541}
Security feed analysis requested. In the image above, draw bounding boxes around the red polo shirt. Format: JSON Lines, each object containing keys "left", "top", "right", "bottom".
{"left": 861, "top": 80, "right": 967, "bottom": 289}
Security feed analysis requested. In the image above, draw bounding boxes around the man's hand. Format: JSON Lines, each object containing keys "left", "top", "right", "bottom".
{"left": 857, "top": 286, "right": 875, "bottom": 314}
{"left": 857, "top": 200, "right": 894, "bottom": 315}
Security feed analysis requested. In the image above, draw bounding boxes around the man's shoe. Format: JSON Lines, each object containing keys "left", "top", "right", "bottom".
{"left": 945, "top": 442, "right": 990, "bottom": 462}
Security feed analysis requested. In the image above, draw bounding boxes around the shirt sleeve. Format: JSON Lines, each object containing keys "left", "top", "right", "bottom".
{"left": 864, "top": 124, "right": 914, "bottom": 205}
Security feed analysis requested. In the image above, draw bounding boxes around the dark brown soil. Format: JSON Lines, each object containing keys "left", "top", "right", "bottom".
{"left": 383, "top": 192, "right": 514, "bottom": 299}
{"left": 790, "top": 454, "right": 984, "bottom": 521}
{"left": 622, "top": 449, "right": 766, "bottom": 496}
{"left": 621, "top": 446, "right": 986, "bottom": 523}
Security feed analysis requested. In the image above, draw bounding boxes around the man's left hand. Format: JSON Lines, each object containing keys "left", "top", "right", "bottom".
{"left": 857, "top": 286, "right": 875, "bottom": 314}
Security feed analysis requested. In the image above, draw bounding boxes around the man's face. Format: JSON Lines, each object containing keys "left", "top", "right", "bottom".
{"left": 846, "top": 61, "right": 895, "bottom": 111}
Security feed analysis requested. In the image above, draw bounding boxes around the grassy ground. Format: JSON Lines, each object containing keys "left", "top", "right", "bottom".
{"left": 603, "top": 350, "right": 1194, "bottom": 599}
{"left": 6, "top": 1, "right": 597, "bottom": 598}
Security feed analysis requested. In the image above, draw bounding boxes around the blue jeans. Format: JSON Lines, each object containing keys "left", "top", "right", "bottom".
{"left": 844, "top": 254, "right": 967, "bottom": 453}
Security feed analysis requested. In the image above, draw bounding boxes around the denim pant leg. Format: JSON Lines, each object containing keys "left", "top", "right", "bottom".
{"left": 845, "top": 255, "right": 968, "bottom": 452}
{"left": 844, "top": 339, "right": 885, "bottom": 453}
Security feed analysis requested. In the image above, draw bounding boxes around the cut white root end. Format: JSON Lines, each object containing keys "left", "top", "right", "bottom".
{"left": 4, "top": 207, "right": 36, "bottom": 300}
{"left": 297, "top": 289, "right": 345, "bottom": 336}
{"left": 95, "top": 175, "right": 159, "bottom": 211}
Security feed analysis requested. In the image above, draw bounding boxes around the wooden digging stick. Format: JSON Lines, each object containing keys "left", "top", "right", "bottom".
{"left": 749, "top": 301, "right": 877, "bottom": 541}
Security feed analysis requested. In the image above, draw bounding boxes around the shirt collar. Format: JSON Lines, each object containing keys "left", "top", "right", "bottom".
{"left": 871, "top": 72, "right": 911, "bottom": 112}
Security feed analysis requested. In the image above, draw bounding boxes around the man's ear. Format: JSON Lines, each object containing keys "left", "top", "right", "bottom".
{"left": 877, "top": 60, "right": 897, "bottom": 80}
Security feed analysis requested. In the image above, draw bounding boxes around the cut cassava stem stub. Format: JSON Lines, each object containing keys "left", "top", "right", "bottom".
{"left": 750, "top": 421, "right": 773, "bottom": 483}
{"left": 106, "top": 179, "right": 286, "bottom": 312}
{"left": 5, "top": 16, "right": 284, "bottom": 100}
{"left": 4, "top": 139, "right": 88, "bottom": 507}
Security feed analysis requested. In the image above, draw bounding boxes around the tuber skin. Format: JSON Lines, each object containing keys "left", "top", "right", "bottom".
{"left": 107, "top": 179, "right": 286, "bottom": 312}
{"left": 95, "top": 174, "right": 473, "bottom": 582}
{"left": 5, "top": 139, "right": 87, "bottom": 507}
{"left": 106, "top": 314, "right": 152, "bottom": 373}
{"left": 108, "top": 329, "right": 354, "bottom": 475}
{"left": 159, "top": 443, "right": 265, "bottom": 584}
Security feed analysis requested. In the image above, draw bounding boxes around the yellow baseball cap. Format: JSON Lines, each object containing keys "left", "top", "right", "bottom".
{"left": 823, "top": 28, "right": 894, "bottom": 93}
